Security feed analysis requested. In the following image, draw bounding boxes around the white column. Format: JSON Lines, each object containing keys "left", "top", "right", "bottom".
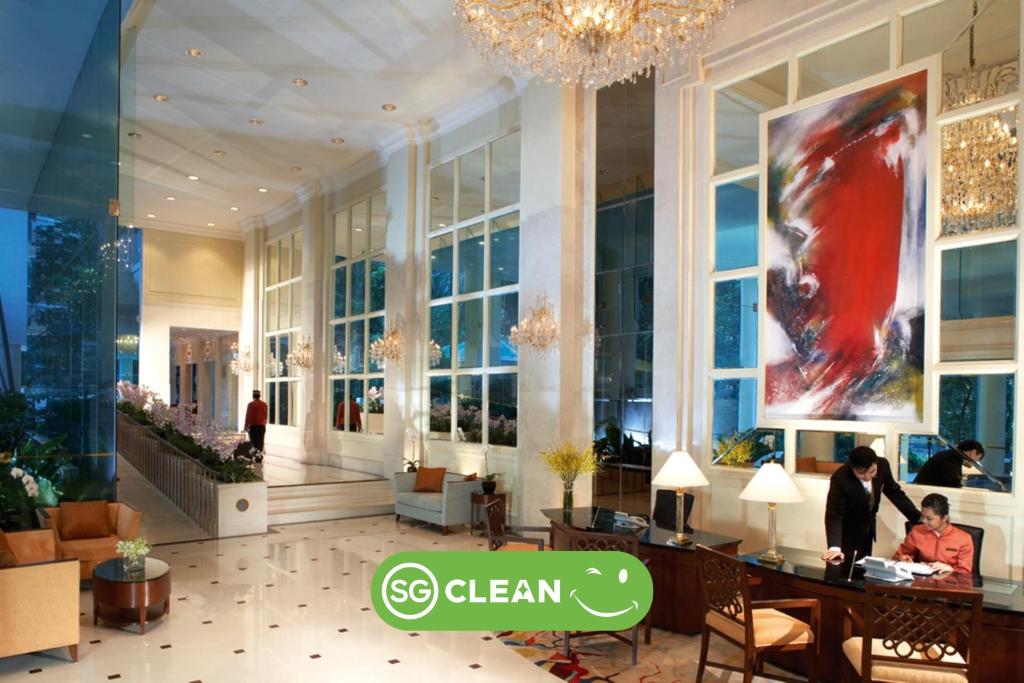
{"left": 296, "top": 181, "right": 328, "bottom": 463}
{"left": 238, "top": 216, "right": 265, "bottom": 431}
{"left": 517, "top": 81, "right": 590, "bottom": 525}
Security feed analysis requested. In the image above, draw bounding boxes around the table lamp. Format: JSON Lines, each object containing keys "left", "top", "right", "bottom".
{"left": 652, "top": 450, "right": 710, "bottom": 545}
{"left": 738, "top": 462, "right": 804, "bottom": 565}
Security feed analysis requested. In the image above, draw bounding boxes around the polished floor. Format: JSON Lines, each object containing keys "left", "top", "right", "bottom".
{"left": 0, "top": 515, "right": 796, "bottom": 682}
{"left": 261, "top": 455, "right": 384, "bottom": 487}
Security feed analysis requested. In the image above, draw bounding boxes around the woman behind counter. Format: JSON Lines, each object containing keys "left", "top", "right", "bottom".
{"left": 894, "top": 492, "right": 974, "bottom": 575}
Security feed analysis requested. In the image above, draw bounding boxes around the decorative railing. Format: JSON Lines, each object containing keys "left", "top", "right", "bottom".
{"left": 116, "top": 411, "right": 219, "bottom": 536}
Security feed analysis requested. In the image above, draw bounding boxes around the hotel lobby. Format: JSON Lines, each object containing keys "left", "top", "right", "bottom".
{"left": 2, "top": 0, "right": 1024, "bottom": 681}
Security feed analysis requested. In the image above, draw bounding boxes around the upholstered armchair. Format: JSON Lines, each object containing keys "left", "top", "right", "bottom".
{"left": 0, "top": 528, "right": 79, "bottom": 662}
{"left": 41, "top": 501, "right": 142, "bottom": 580}
{"left": 393, "top": 471, "right": 482, "bottom": 534}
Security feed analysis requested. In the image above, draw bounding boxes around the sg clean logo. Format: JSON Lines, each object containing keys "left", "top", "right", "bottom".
{"left": 372, "top": 551, "right": 653, "bottom": 631}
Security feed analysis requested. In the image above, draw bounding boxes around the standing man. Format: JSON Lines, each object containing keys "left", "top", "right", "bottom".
{"left": 822, "top": 446, "right": 920, "bottom": 562}
{"left": 244, "top": 389, "right": 268, "bottom": 458}
{"left": 914, "top": 440, "right": 984, "bottom": 489}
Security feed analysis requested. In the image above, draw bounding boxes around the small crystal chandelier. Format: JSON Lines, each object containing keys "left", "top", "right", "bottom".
{"left": 453, "top": 0, "right": 734, "bottom": 88}
{"left": 115, "top": 334, "right": 139, "bottom": 355}
{"left": 941, "top": 0, "right": 1020, "bottom": 236}
{"left": 229, "top": 342, "right": 253, "bottom": 376}
{"left": 286, "top": 336, "right": 315, "bottom": 372}
{"left": 510, "top": 293, "right": 560, "bottom": 353}
{"left": 202, "top": 339, "right": 214, "bottom": 363}
{"left": 267, "top": 354, "right": 284, "bottom": 378}
{"left": 369, "top": 320, "right": 404, "bottom": 368}
{"left": 331, "top": 349, "right": 347, "bottom": 375}
{"left": 427, "top": 339, "right": 443, "bottom": 367}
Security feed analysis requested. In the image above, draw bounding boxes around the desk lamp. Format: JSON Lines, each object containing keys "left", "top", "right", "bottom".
{"left": 651, "top": 450, "right": 709, "bottom": 545}
{"left": 738, "top": 462, "right": 804, "bottom": 565}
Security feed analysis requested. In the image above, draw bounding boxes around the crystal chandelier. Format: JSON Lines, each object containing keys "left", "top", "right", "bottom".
{"left": 940, "top": 0, "right": 1020, "bottom": 236}
{"left": 286, "top": 336, "right": 315, "bottom": 372}
{"left": 427, "top": 339, "right": 443, "bottom": 367}
{"left": 453, "top": 0, "right": 734, "bottom": 88}
{"left": 510, "top": 293, "right": 560, "bottom": 353}
{"left": 115, "top": 334, "right": 139, "bottom": 355}
{"left": 267, "top": 354, "right": 284, "bottom": 378}
{"left": 331, "top": 349, "right": 347, "bottom": 375}
{"left": 229, "top": 342, "right": 253, "bottom": 376}
{"left": 369, "top": 320, "right": 404, "bottom": 368}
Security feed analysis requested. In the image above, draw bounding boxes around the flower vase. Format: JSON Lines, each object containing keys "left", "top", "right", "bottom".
{"left": 122, "top": 555, "right": 146, "bottom": 574}
{"left": 562, "top": 481, "right": 574, "bottom": 513}
{"left": 482, "top": 479, "right": 497, "bottom": 495}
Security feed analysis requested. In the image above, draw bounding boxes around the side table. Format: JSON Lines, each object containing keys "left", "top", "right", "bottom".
{"left": 92, "top": 557, "right": 172, "bottom": 635}
{"left": 470, "top": 491, "right": 509, "bottom": 536}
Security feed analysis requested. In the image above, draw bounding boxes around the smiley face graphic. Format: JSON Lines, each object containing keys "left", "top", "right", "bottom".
{"left": 569, "top": 565, "right": 641, "bottom": 618}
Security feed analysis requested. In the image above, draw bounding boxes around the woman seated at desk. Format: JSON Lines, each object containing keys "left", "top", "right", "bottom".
{"left": 893, "top": 492, "right": 974, "bottom": 575}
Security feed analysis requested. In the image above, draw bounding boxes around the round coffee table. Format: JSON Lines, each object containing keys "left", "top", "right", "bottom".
{"left": 92, "top": 557, "right": 171, "bottom": 634}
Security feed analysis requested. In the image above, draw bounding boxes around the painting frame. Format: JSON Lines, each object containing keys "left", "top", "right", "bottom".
{"left": 756, "top": 57, "right": 939, "bottom": 433}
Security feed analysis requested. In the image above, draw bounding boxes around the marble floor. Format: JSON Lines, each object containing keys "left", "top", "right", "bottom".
{"left": 0, "top": 516, "right": 799, "bottom": 683}
{"left": 261, "top": 455, "right": 384, "bottom": 487}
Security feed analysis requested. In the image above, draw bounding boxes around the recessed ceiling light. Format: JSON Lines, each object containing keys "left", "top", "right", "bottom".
{"left": 207, "top": 222, "right": 216, "bottom": 227}
{"left": 187, "top": 175, "right": 199, "bottom": 181}
{"left": 186, "top": 47, "right": 203, "bottom": 58}
{"left": 292, "top": 78, "right": 308, "bottom": 87}
{"left": 212, "top": 150, "right": 226, "bottom": 157}
{"left": 249, "top": 117, "right": 263, "bottom": 126}
{"left": 128, "top": 132, "right": 141, "bottom": 139}
{"left": 330, "top": 137, "right": 345, "bottom": 145}
{"left": 382, "top": 103, "right": 397, "bottom": 112}
{"left": 165, "top": 196, "right": 176, "bottom": 201}
{"left": 290, "top": 166, "right": 302, "bottom": 172}
{"left": 154, "top": 94, "right": 169, "bottom": 102}
{"left": 258, "top": 187, "right": 268, "bottom": 193}
{"left": 128, "top": 224, "right": 135, "bottom": 229}
{"left": 230, "top": 206, "right": 240, "bottom": 212}
{"left": 146, "top": 213, "right": 156, "bottom": 219}
{"left": 354, "top": 228, "right": 363, "bottom": 232}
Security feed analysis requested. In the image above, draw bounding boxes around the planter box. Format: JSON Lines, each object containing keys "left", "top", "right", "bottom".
{"left": 216, "top": 481, "right": 268, "bottom": 537}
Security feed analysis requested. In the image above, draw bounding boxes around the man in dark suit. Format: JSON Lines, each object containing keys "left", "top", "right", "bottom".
{"left": 822, "top": 446, "right": 920, "bottom": 562}
{"left": 914, "top": 440, "right": 984, "bottom": 489}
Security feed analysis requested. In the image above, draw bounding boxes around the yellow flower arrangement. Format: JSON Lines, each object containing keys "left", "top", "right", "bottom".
{"left": 541, "top": 440, "right": 601, "bottom": 484}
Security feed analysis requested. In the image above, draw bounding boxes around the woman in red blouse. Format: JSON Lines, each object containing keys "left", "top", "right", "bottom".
{"left": 894, "top": 493, "right": 974, "bottom": 575}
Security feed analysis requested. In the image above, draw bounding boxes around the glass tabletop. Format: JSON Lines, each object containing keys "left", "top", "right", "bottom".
{"left": 540, "top": 506, "right": 742, "bottom": 550}
{"left": 93, "top": 557, "right": 170, "bottom": 583}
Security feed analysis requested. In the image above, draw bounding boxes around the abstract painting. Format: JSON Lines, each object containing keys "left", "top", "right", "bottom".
{"left": 763, "top": 70, "right": 927, "bottom": 423}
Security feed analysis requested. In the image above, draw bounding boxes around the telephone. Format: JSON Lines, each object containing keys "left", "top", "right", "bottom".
{"left": 860, "top": 556, "right": 934, "bottom": 582}
{"left": 612, "top": 512, "right": 649, "bottom": 529}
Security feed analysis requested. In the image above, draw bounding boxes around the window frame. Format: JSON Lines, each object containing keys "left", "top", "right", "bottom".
{"left": 263, "top": 230, "right": 302, "bottom": 427}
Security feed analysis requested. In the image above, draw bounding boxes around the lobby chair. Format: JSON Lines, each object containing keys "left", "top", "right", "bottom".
{"left": 392, "top": 470, "right": 482, "bottom": 535}
{"left": 0, "top": 528, "right": 79, "bottom": 662}
{"left": 41, "top": 501, "right": 141, "bottom": 580}
{"left": 841, "top": 583, "right": 982, "bottom": 683}
{"left": 483, "top": 498, "right": 549, "bottom": 551}
{"left": 904, "top": 520, "right": 984, "bottom": 576}
{"left": 554, "top": 521, "right": 651, "bottom": 665}
{"left": 653, "top": 488, "right": 694, "bottom": 533}
{"left": 695, "top": 545, "right": 820, "bottom": 683}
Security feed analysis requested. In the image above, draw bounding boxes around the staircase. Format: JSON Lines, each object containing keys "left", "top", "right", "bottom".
{"left": 267, "top": 480, "right": 394, "bottom": 526}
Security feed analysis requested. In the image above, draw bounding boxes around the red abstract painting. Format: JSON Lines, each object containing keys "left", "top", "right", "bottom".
{"left": 764, "top": 70, "right": 927, "bottom": 422}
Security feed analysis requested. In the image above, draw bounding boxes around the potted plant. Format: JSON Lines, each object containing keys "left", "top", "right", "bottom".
{"left": 403, "top": 457, "right": 421, "bottom": 473}
{"left": 542, "top": 440, "right": 602, "bottom": 513}
{"left": 481, "top": 446, "right": 500, "bottom": 495}
{"left": 116, "top": 537, "right": 152, "bottom": 573}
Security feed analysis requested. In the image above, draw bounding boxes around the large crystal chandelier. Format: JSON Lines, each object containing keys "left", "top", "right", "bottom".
{"left": 369, "top": 319, "right": 405, "bottom": 368}
{"left": 940, "top": 0, "right": 1020, "bottom": 236}
{"left": 510, "top": 293, "right": 560, "bottom": 353}
{"left": 229, "top": 342, "right": 253, "bottom": 376}
{"left": 453, "top": 0, "right": 734, "bottom": 88}
{"left": 286, "top": 336, "right": 315, "bottom": 372}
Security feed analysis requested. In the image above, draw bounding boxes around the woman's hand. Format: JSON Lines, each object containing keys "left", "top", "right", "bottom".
{"left": 929, "top": 561, "right": 954, "bottom": 574}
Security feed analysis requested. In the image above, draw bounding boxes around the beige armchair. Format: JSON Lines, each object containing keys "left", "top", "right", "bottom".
{"left": 41, "top": 502, "right": 141, "bottom": 580}
{"left": 0, "top": 529, "right": 79, "bottom": 662}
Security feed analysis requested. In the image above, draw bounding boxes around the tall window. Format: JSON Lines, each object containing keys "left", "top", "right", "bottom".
{"left": 330, "top": 193, "right": 387, "bottom": 435}
{"left": 428, "top": 131, "right": 521, "bottom": 446}
{"left": 264, "top": 232, "right": 302, "bottom": 426}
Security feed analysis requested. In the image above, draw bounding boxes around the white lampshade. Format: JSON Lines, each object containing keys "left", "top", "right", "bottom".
{"left": 738, "top": 463, "right": 804, "bottom": 504}
{"left": 652, "top": 450, "right": 710, "bottom": 489}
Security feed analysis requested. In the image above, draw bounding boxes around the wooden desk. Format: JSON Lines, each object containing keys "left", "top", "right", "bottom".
{"left": 741, "top": 546, "right": 1024, "bottom": 683}
{"left": 541, "top": 506, "right": 741, "bottom": 634}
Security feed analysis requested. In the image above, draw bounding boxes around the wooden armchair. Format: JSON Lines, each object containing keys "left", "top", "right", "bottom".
{"left": 483, "top": 498, "right": 549, "bottom": 551}
{"left": 554, "top": 521, "right": 652, "bottom": 665}
{"left": 0, "top": 529, "right": 79, "bottom": 662}
{"left": 41, "top": 501, "right": 141, "bottom": 580}
{"left": 841, "top": 584, "right": 982, "bottom": 683}
{"left": 695, "top": 545, "right": 820, "bottom": 683}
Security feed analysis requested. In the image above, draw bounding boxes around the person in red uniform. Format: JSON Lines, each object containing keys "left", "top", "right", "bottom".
{"left": 244, "top": 389, "right": 268, "bottom": 456}
{"left": 894, "top": 493, "right": 975, "bottom": 575}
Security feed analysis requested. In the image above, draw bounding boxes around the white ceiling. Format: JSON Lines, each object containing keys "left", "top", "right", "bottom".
{"left": 121, "top": 0, "right": 519, "bottom": 237}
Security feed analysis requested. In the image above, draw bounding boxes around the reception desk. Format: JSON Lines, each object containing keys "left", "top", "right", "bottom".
{"left": 741, "top": 546, "right": 1024, "bottom": 682}
{"left": 542, "top": 507, "right": 742, "bottom": 634}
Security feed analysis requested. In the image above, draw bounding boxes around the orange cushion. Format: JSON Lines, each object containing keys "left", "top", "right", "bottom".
{"left": 414, "top": 467, "right": 446, "bottom": 493}
{"left": 0, "top": 529, "right": 15, "bottom": 568}
{"left": 463, "top": 472, "right": 478, "bottom": 481}
{"left": 58, "top": 501, "right": 112, "bottom": 540}
{"left": 60, "top": 534, "right": 120, "bottom": 563}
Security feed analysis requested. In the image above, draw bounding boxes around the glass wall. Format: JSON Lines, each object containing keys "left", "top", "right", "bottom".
{"left": 0, "top": 0, "right": 120, "bottom": 529}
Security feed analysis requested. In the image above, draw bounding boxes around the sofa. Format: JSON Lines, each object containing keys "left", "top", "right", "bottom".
{"left": 40, "top": 502, "right": 141, "bottom": 580}
{"left": 393, "top": 471, "right": 483, "bottom": 535}
{"left": 0, "top": 528, "right": 79, "bottom": 662}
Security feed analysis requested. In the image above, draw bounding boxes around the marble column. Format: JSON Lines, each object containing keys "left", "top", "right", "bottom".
{"left": 296, "top": 180, "right": 328, "bottom": 464}
{"left": 238, "top": 215, "right": 265, "bottom": 431}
